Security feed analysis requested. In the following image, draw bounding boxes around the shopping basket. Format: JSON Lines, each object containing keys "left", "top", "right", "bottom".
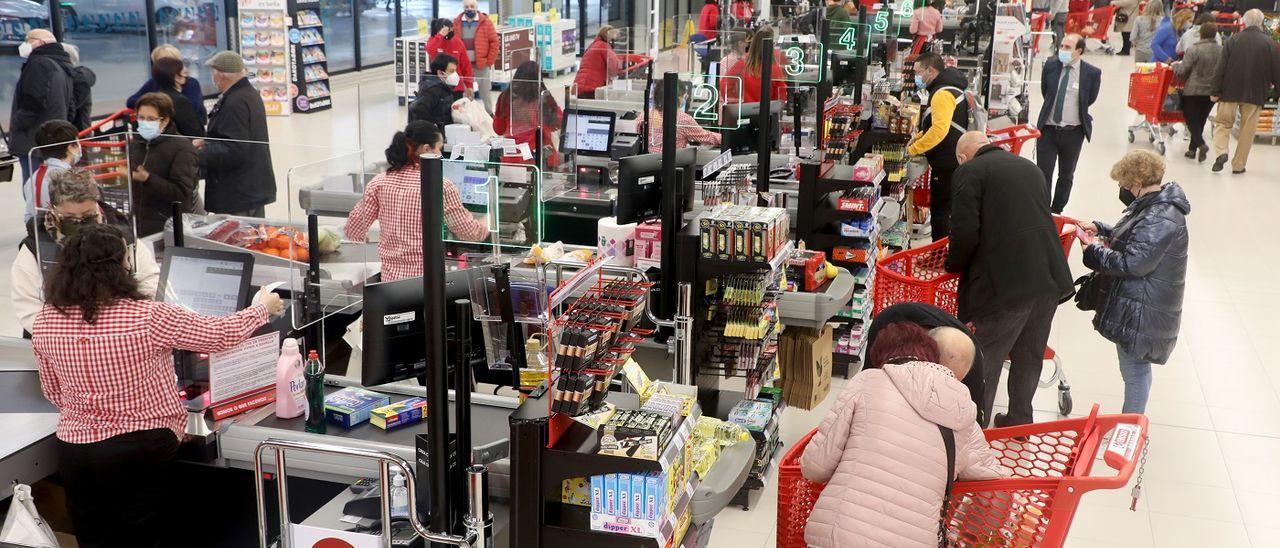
{"left": 777, "top": 404, "right": 1149, "bottom": 548}
{"left": 987, "top": 124, "right": 1041, "bottom": 156}
{"left": 1029, "top": 12, "right": 1049, "bottom": 54}
{"left": 1126, "top": 64, "right": 1184, "bottom": 155}
{"left": 1065, "top": 6, "right": 1117, "bottom": 51}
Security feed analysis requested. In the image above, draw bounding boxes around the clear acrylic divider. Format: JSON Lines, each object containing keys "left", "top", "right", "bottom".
{"left": 440, "top": 157, "right": 542, "bottom": 254}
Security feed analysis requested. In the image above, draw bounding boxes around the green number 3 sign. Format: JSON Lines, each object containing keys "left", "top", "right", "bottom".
{"left": 784, "top": 47, "right": 805, "bottom": 77}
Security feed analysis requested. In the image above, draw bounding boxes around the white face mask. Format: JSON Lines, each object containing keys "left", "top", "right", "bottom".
{"left": 443, "top": 72, "right": 461, "bottom": 87}
{"left": 18, "top": 41, "right": 33, "bottom": 58}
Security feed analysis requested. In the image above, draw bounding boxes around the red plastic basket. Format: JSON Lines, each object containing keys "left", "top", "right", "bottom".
{"left": 987, "top": 124, "right": 1041, "bottom": 156}
{"left": 777, "top": 404, "right": 1149, "bottom": 548}
{"left": 1064, "top": 6, "right": 1116, "bottom": 40}
{"left": 873, "top": 216, "right": 1077, "bottom": 317}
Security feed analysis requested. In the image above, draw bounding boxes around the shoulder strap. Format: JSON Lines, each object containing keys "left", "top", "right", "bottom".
{"left": 938, "top": 424, "right": 956, "bottom": 548}
{"left": 926, "top": 86, "right": 971, "bottom": 134}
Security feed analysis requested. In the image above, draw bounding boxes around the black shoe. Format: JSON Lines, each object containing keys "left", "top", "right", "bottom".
{"left": 1198, "top": 145, "right": 1208, "bottom": 163}
{"left": 993, "top": 412, "right": 1031, "bottom": 428}
{"left": 1212, "top": 154, "right": 1228, "bottom": 172}
{"left": 1233, "top": 168, "right": 1247, "bottom": 174}
{"left": 1184, "top": 149, "right": 1196, "bottom": 159}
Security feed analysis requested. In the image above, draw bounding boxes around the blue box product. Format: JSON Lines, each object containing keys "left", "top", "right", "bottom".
{"left": 645, "top": 473, "right": 659, "bottom": 519}
{"left": 631, "top": 474, "right": 644, "bottom": 518}
{"left": 591, "top": 475, "right": 604, "bottom": 514}
{"left": 370, "top": 397, "right": 428, "bottom": 430}
{"left": 617, "top": 472, "right": 630, "bottom": 518}
{"left": 324, "top": 388, "right": 391, "bottom": 428}
{"left": 604, "top": 474, "right": 617, "bottom": 515}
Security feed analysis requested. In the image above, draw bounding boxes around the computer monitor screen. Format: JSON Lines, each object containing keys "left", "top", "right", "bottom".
{"left": 444, "top": 161, "right": 495, "bottom": 206}
{"left": 362, "top": 268, "right": 486, "bottom": 387}
{"left": 616, "top": 148, "right": 697, "bottom": 225}
{"left": 561, "top": 109, "right": 617, "bottom": 156}
{"left": 157, "top": 247, "right": 254, "bottom": 316}
{"left": 726, "top": 100, "right": 783, "bottom": 154}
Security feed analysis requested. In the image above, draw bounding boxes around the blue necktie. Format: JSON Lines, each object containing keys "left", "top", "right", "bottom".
{"left": 1052, "top": 65, "right": 1072, "bottom": 124}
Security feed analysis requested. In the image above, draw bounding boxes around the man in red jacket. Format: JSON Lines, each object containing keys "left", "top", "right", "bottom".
{"left": 455, "top": 0, "right": 500, "bottom": 112}
{"left": 698, "top": 0, "right": 720, "bottom": 40}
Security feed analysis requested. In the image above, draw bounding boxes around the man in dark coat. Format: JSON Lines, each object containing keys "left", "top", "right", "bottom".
{"left": 1209, "top": 9, "right": 1280, "bottom": 174}
{"left": 196, "top": 51, "right": 276, "bottom": 216}
{"left": 9, "top": 29, "right": 76, "bottom": 181}
{"left": 409, "top": 54, "right": 460, "bottom": 131}
{"left": 946, "top": 131, "right": 1074, "bottom": 427}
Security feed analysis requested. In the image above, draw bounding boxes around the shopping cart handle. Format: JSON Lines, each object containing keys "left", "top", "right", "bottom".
{"left": 1103, "top": 423, "right": 1142, "bottom": 470}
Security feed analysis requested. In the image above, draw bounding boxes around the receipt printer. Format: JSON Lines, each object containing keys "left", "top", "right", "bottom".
{"left": 611, "top": 133, "right": 642, "bottom": 161}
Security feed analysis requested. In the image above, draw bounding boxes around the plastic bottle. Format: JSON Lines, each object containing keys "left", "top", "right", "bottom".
{"left": 303, "top": 350, "right": 326, "bottom": 434}
{"left": 389, "top": 470, "right": 409, "bottom": 518}
{"left": 274, "top": 339, "right": 306, "bottom": 419}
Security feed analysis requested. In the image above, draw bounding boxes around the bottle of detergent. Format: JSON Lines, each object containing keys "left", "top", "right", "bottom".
{"left": 274, "top": 338, "right": 306, "bottom": 419}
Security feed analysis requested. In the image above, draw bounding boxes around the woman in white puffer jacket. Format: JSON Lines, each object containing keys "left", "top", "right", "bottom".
{"left": 801, "top": 323, "right": 1005, "bottom": 547}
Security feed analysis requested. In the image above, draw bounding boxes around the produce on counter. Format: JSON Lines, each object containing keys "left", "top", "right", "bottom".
{"left": 203, "top": 219, "right": 328, "bottom": 262}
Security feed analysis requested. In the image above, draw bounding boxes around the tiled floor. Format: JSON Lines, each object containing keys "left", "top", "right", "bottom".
{"left": 1, "top": 38, "right": 1278, "bottom": 548}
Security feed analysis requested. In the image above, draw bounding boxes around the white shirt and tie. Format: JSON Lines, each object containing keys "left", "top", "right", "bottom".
{"left": 1048, "top": 59, "right": 1082, "bottom": 128}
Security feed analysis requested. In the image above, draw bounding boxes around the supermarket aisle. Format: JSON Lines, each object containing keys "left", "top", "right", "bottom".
{"left": 709, "top": 49, "right": 1280, "bottom": 548}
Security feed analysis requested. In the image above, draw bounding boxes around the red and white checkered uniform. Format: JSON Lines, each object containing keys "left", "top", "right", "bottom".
{"left": 31, "top": 301, "right": 269, "bottom": 444}
{"left": 647, "top": 108, "right": 723, "bottom": 153}
{"left": 345, "top": 165, "right": 491, "bottom": 282}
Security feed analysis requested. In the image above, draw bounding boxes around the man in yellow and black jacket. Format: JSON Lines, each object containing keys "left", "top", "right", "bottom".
{"left": 908, "top": 52, "right": 970, "bottom": 241}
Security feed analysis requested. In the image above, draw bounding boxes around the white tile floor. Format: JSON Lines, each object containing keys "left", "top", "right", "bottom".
{"left": 1, "top": 39, "right": 1278, "bottom": 547}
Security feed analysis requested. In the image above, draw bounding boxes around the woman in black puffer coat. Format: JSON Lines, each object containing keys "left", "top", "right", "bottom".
{"left": 1079, "top": 150, "right": 1189, "bottom": 415}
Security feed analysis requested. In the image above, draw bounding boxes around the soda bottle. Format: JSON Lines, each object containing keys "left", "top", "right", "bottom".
{"left": 304, "top": 350, "right": 326, "bottom": 434}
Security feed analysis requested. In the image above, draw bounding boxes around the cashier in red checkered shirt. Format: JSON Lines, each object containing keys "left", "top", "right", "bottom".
{"left": 30, "top": 223, "right": 284, "bottom": 546}
{"left": 646, "top": 79, "right": 722, "bottom": 153}
{"left": 345, "top": 121, "right": 491, "bottom": 282}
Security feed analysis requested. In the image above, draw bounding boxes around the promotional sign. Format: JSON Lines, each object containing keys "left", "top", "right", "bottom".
{"left": 208, "top": 331, "right": 281, "bottom": 404}
{"left": 237, "top": 0, "right": 292, "bottom": 115}
{"left": 290, "top": 524, "right": 381, "bottom": 548}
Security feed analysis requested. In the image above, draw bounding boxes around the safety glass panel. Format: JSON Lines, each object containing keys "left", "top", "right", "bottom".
{"left": 441, "top": 158, "right": 542, "bottom": 253}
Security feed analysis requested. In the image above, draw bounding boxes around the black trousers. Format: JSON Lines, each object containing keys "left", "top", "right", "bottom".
{"left": 1181, "top": 95, "right": 1214, "bottom": 152}
{"left": 1120, "top": 31, "right": 1132, "bottom": 54}
{"left": 971, "top": 295, "right": 1059, "bottom": 427}
{"left": 58, "top": 428, "right": 179, "bottom": 548}
{"left": 928, "top": 159, "right": 958, "bottom": 241}
{"left": 1035, "top": 125, "right": 1086, "bottom": 214}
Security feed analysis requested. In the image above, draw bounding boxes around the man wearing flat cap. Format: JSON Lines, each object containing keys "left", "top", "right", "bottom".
{"left": 195, "top": 50, "right": 276, "bottom": 216}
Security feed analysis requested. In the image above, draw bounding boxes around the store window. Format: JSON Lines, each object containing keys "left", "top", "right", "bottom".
{"left": 359, "top": 1, "right": 397, "bottom": 66}
{"left": 154, "top": 0, "right": 229, "bottom": 97}
{"left": 320, "top": 0, "right": 357, "bottom": 72}
{"left": 401, "top": 0, "right": 432, "bottom": 37}
{"left": 61, "top": 0, "right": 153, "bottom": 117}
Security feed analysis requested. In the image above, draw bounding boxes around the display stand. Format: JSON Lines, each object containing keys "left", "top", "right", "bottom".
{"left": 505, "top": 12, "right": 576, "bottom": 76}
{"left": 988, "top": 2, "right": 1032, "bottom": 123}
{"left": 236, "top": 0, "right": 292, "bottom": 116}
{"left": 394, "top": 36, "right": 429, "bottom": 106}
{"left": 287, "top": 0, "right": 331, "bottom": 113}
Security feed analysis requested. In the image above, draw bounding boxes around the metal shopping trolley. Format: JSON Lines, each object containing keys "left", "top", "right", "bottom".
{"left": 76, "top": 108, "right": 135, "bottom": 216}
{"left": 988, "top": 124, "right": 1042, "bottom": 156}
{"left": 873, "top": 216, "right": 1080, "bottom": 417}
{"left": 777, "top": 404, "right": 1150, "bottom": 548}
{"left": 1126, "top": 64, "right": 1183, "bottom": 155}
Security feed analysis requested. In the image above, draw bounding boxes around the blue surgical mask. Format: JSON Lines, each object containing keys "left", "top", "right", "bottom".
{"left": 138, "top": 120, "right": 162, "bottom": 141}
{"left": 465, "top": 9, "right": 477, "bottom": 17}
{"left": 914, "top": 75, "right": 926, "bottom": 89}
{"left": 1058, "top": 50, "right": 1073, "bottom": 65}
{"left": 69, "top": 145, "right": 82, "bottom": 165}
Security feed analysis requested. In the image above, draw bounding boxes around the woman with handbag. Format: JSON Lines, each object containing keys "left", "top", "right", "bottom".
{"left": 1112, "top": 0, "right": 1142, "bottom": 55}
{"left": 1078, "top": 150, "right": 1189, "bottom": 414}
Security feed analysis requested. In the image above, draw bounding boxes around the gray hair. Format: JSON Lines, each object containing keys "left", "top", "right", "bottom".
{"left": 62, "top": 43, "right": 80, "bottom": 65}
{"left": 1243, "top": 9, "right": 1264, "bottom": 28}
{"left": 49, "top": 168, "right": 100, "bottom": 206}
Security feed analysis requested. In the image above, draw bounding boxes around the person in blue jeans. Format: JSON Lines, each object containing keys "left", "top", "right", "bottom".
{"left": 1078, "top": 150, "right": 1190, "bottom": 414}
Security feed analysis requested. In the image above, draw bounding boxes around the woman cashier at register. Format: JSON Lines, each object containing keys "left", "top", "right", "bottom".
{"left": 31, "top": 223, "right": 284, "bottom": 546}
{"left": 345, "top": 121, "right": 491, "bottom": 282}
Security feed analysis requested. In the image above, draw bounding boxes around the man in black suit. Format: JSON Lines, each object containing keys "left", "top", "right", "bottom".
{"left": 1036, "top": 33, "right": 1101, "bottom": 214}
{"left": 947, "top": 131, "right": 1074, "bottom": 427}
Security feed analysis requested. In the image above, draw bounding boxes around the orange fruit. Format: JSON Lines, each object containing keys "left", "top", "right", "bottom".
{"left": 294, "top": 248, "right": 309, "bottom": 263}
{"left": 262, "top": 248, "right": 280, "bottom": 256}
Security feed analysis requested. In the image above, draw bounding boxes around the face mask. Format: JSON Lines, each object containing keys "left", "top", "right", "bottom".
{"left": 53, "top": 217, "right": 92, "bottom": 240}
{"left": 443, "top": 72, "right": 461, "bottom": 87}
{"left": 18, "top": 42, "right": 33, "bottom": 58}
{"left": 914, "top": 74, "right": 926, "bottom": 89}
{"left": 446, "top": 31, "right": 456, "bottom": 40}
{"left": 1058, "top": 50, "right": 1073, "bottom": 64}
{"left": 465, "top": 9, "right": 477, "bottom": 17}
{"left": 138, "top": 120, "right": 162, "bottom": 141}
{"left": 69, "top": 145, "right": 82, "bottom": 165}
{"left": 1119, "top": 187, "right": 1138, "bottom": 206}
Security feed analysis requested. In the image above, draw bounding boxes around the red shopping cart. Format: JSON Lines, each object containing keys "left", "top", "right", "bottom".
{"left": 1126, "top": 64, "right": 1184, "bottom": 155}
{"left": 1065, "top": 5, "right": 1118, "bottom": 52}
{"left": 987, "top": 124, "right": 1042, "bottom": 156}
{"left": 777, "top": 404, "right": 1150, "bottom": 548}
{"left": 872, "top": 215, "right": 1079, "bottom": 415}
{"left": 1029, "top": 12, "right": 1049, "bottom": 55}
{"left": 76, "top": 108, "right": 135, "bottom": 216}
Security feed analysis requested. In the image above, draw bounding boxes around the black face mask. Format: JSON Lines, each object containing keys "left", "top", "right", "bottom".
{"left": 1119, "top": 187, "right": 1138, "bottom": 206}
{"left": 446, "top": 31, "right": 456, "bottom": 40}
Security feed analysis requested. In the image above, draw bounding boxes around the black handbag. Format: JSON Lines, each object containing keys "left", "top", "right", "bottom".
{"left": 1115, "top": 11, "right": 1129, "bottom": 24}
{"left": 1073, "top": 273, "right": 1102, "bottom": 312}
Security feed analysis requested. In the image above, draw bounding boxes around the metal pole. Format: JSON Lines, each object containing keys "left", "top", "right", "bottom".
{"left": 453, "top": 298, "right": 473, "bottom": 535}
{"left": 757, "top": 37, "right": 773, "bottom": 206}
{"left": 420, "top": 154, "right": 451, "bottom": 541}
{"left": 274, "top": 449, "right": 290, "bottom": 548}
{"left": 48, "top": 0, "right": 64, "bottom": 41}
{"left": 659, "top": 72, "right": 679, "bottom": 321}
{"left": 380, "top": 462, "right": 394, "bottom": 543}
{"left": 467, "top": 465, "right": 492, "bottom": 548}
{"left": 674, "top": 282, "right": 694, "bottom": 384}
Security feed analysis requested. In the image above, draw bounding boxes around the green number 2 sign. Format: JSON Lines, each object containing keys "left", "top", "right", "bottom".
{"left": 691, "top": 83, "right": 719, "bottom": 122}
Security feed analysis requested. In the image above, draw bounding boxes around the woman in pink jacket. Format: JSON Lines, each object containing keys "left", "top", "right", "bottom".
{"left": 910, "top": 0, "right": 947, "bottom": 41}
{"left": 801, "top": 322, "right": 1005, "bottom": 547}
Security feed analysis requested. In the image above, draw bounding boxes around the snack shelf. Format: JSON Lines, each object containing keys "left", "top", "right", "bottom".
{"left": 698, "top": 241, "right": 794, "bottom": 279}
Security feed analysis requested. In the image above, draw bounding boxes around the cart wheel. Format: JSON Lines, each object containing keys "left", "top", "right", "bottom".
{"left": 1058, "top": 382, "right": 1073, "bottom": 416}
{"left": 1127, "top": 131, "right": 1135, "bottom": 143}
{"left": 1156, "top": 142, "right": 1166, "bottom": 155}
{"left": 1148, "top": 134, "right": 1155, "bottom": 143}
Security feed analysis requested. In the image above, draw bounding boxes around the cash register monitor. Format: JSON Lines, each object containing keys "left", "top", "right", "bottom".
{"left": 560, "top": 109, "right": 617, "bottom": 156}
{"left": 362, "top": 269, "right": 486, "bottom": 387}
{"left": 615, "top": 148, "right": 697, "bottom": 225}
{"left": 726, "top": 100, "right": 783, "bottom": 154}
{"left": 157, "top": 247, "right": 255, "bottom": 316}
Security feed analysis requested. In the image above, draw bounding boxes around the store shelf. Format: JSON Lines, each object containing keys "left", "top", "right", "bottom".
{"left": 698, "top": 241, "right": 794, "bottom": 278}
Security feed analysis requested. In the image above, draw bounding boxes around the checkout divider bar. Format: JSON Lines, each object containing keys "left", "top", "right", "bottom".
{"left": 422, "top": 154, "right": 454, "bottom": 543}
{"left": 252, "top": 438, "right": 477, "bottom": 548}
